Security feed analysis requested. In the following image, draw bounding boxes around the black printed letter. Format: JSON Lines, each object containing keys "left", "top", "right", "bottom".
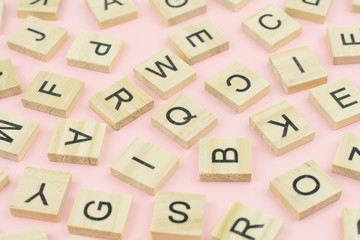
{"left": 166, "top": 107, "right": 197, "bottom": 126}
{"left": 186, "top": 30, "right": 213, "bottom": 47}
{"left": 105, "top": 88, "right": 133, "bottom": 110}
{"left": 169, "top": 201, "right": 190, "bottom": 224}
{"left": 84, "top": 201, "right": 112, "bottom": 221}
{"left": 64, "top": 128, "right": 92, "bottom": 145}
{"left": 131, "top": 156, "right": 155, "bottom": 169}
{"left": 330, "top": 88, "right": 358, "bottom": 109}
{"left": 145, "top": 55, "right": 178, "bottom": 78}
{"left": 226, "top": 74, "right": 251, "bottom": 92}
{"left": 341, "top": 33, "right": 360, "bottom": 46}
{"left": 90, "top": 41, "right": 112, "bottom": 56}
{"left": 292, "top": 56, "right": 305, "bottom": 73}
{"left": 38, "top": 81, "right": 62, "bottom": 97}
{"left": 165, "top": 0, "right": 188, "bottom": 8}
{"left": 349, "top": 147, "right": 360, "bottom": 161}
{"left": 259, "top": 14, "right": 281, "bottom": 30}
{"left": 25, "top": 183, "right": 48, "bottom": 206}
{"left": 230, "top": 218, "right": 264, "bottom": 240}
{"left": 268, "top": 114, "right": 299, "bottom": 138}
{"left": 293, "top": 175, "right": 320, "bottom": 196}
{"left": 212, "top": 148, "right": 238, "bottom": 163}
{"left": 105, "top": 0, "right": 124, "bottom": 10}
{"left": 0, "top": 120, "right": 23, "bottom": 143}
{"left": 27, "top": 28, "right": 46, "bottom": 41}
{"left": 30, "top": 0, "right": 48, "bottom": 5}
{"left": 302, "top": 0, "right": 320, "bottom": 6}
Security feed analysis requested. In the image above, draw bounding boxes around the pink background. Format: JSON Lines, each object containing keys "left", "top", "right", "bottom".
{"left": 1, "top": 0, "right": 360, "bottom": 239}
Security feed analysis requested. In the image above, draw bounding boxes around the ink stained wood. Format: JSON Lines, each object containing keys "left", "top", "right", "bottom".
{"left": 0, "top": 58, "right": 21, "bottom": 99}
{"left": 342, "top": 208, "right": 360, "bottom": 240}
{"left": 215, "top": 0, "right": 252, "bottom": 12}
{"left": 17, "top": 0, "right": 64, "bottom": 20}
{"left": 0, "top": 170, "right": 10, "bottom": 192}
{"left": 0, "top": 227, "right": 48, "bottom": 240}
{"left": 285, "top": 0, "right": 333, "bottom": 23}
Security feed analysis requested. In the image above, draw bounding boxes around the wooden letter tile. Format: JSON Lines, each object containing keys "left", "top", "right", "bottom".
{"left": 199, "top": 138, "right": 252, "bottom": 182}
{"left": 21, "top": 70, "right": 84, "bottom": 117}
{"left": 309, "top": 78, "right": 360, "bottom": 129}
{"left": 242, "top": 4, "right": 302, "bottom": 52}
{"left": 343, "top": 208, "right": 360, "bottom": 240}
{"left": 0, "top": 111, "right": 39, "bottom": 161}
{"left": 0, "top": 170, "right": 10, "bottom": 192}
{"left": 89, "top": 77, "right": 154, "bottom": 130}
{"left": 0, "top": 0, "right": 4, "bottom": 34}
{"left": 48, "top": 119, "right": 107, "bottom": 165}
{"left": 10, "top": 167, "right": 71, "bottom": 222}
{"left": 0, "top": 58, "right": 21, "bottom": 99}
{"left": 68, "top": 189, "right": 132, "bottom": 240}
{"left": 86, "top": 0, "right": 138, "bottom": 29}
{"left": 111, "top": 138, "right": 179, "bottom": 195}
{"left": 151, "top": 191, "right": 206, "bottom": 240}
{"left": 249, "top": 100, "right": 315, "bottom": 156}
{"left": 67, "top": 31, "right": 124, "bottom": 73}
{"left": 285, "top": 0, "right": 333, "bottom": 23}
{"left": 212, "top": 202, "right": 282, "bottom": 240}
{"left": 7, "top": 16, "right": 67, "bottom": 61}
{"left": 332, "top": 132, "right": 360, "bottom": 180}
{"left": 327, "top": 26, "right": 360, "bottom": 64}
{"left": 133, "top": 48, "right": 196, "bottom": 99}
{"left": 353, "top": 0, "right": 360, "bottom": 12}
{"left": 168, "top": 18, "right": 229, "bottom": 65}
{"left": 205, "top": 61, "right": 270, "bottom": 113}
{"left": 150, "top": 0, "right": 206, "bottom": 26}
{"left": 269, "top": 46, "right": 327, "bottom": 94}
{"left": 70, "top": 236, "right": 96, "bottom": 240}
{"left": 270, "top": 160, "right": 342, "bottom": 220}
{"left": 17, "top": 0, "right": 64, "bottom": 20}
{"left": 0, "top": 227, "right": 48, "bottom": 240}
{"left": 215, "top": 0, "right": 252, "bottom": 12}
{"left": 151, "top": 93, "right": 217, "bottom": 149}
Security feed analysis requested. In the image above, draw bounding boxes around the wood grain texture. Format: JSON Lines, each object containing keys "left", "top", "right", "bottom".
{"left": 0, "top": 227, "right": 48, "bottom": 240}
{"left": 215, "top": 0, "right": 252, "bottom": 11}
{"left": 342, "top": 208, "right": 360, "bottom": 240}
{"left": 17, "top": 0, "right": 64, "bottom": 20}
{"left": 0, "top": 170, "right": 10, "bottom": 192}
{"left": 285, "top": 0, "right": 333, "bottom": 23}
{"left": 0, "top": 58, "right": 21, "bottom": 99}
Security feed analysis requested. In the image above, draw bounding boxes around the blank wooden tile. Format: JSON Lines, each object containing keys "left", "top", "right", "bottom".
{"left": 242, "top": 4, "right": 302, "bottom": 52}
{"left": 68, "top": 189, "right": 132, "bottom": 240}
{"left": 151, "top": 191, "right": 206, "bottom": 240}
{"left": 199, "top": 138, "right": 252, "bottom": 182}
{"left": 21, "top": 70, "right": 84, "bottom": 117}
{"left": 86, "top": 0, "right": 138, "bottom": 29}
{"left": 285, "top": 0, "right": 333, "bottom": 23}
{"left": 309, "top": 78, "right": 360, "bottom": 129}
{"left": 205, "top": 61, "right": 270, "bottom": 113}
{"left": 216, "top": 0, "right": 252, "bottom": 11}
{"left": 10, "top": 167, "right": 71, "bottom": 222}
{"left": 17, "top": 0, "right": 64, "bottom": 20}
{"left": 0, "top": 0, "right": 4, "bottom": 34}
{"left": 249, "top": 100, "right": 315, "bottom": 156}
{"left": 353, "top": 0, "right": 360, "bottom": 12}
{"left": 332, "top": 132, "right": 360, "bottom": 180}
{"left": 111, "top": 138, "right": 179, "bottom": 195}
{"left": 69, "top": 236, "right": 96, "bottom": 240}
{"left": 151, "top": 93, "right": 217, "bottom": 149}
{"left": 150, "top": 0, "right": 206, "bottom": 26}
{"left": 0, "top": 227, "right": 48, "bottom": 240}
{"left": 212, "top": 202, "right": 282, "bottom": 240}
{"left": 89, "top": 77, "right": 154, "bottom": 130}
{"left": 0, "top": 58, "right": 21, "bottom": 99}
{"left": 66, "top": 31, "right": 124, "bottom": 73}
{"left": 48, "top": 119, "right": 107, "bottom": 165}
{"left": 327, "top": 26, "right": 360, "bottom": 64}
{"left": 270, "top": 160, "right": 342, "bottom": 220}
{"left": 269, "top": 46, "right": 327, "bottom": 94}
{"left": 168, "top": 18, "right": 229, "bottom": 65}
{"left": 0, "top": 111, "right": 39, "bottom": 161}
{"left": 134, "top": 48, "right": 196, "bottom": 99}
{"left": 7, "top": 16, "right": 67, "bottom": 61}
{"left": 343, "top": 208, "right": 360, "bottom": 240}
{"left": 0, "top": 170, "right": 10, "bottom": 192}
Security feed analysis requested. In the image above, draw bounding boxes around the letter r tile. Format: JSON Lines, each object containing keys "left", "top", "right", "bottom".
{"left": 10, "top": 167, "right": 71, "bottom": 222}
{"left": 270, "top": 160, "right": 342, "bottom": 220}
{"left": 68, "top": 189, "right": 132, "bottom": 240}
{"left": 212, "top": 202, "right": 282, "bottom": 240}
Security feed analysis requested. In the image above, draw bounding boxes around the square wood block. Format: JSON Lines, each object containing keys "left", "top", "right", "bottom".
{"left": 0, "top": 227, "right": 48, "bottom": 240}
{"left": 17, "top": 0, "right": 64, "bottom": 20}
{"left": 249, "top": 100, "right": 315, "bottom": 156}
{"left": 68, "top": 189, "right": 132, "bottom": 240}
{"left": 21, "top": 70, "right": 84, "bottom": 117}
{"left": 151, "top": 93, "right": 217, "bottom": 149}
{"left": 48, "top": 119, "right": 107, "bottom": 165}
{"left": 205, "top": 61, "right": 270, "bottom": 113}
{"left": 7, "top": 16, "right": 67, "bottom": 61}
{"left": 0, "top": 58, "right": 21, "bottom": 99}
{"left": 10, "top": 167, "right": 71, "bottom": 222}
{"left": 342, "top": 208, "right": 360, "bottom": 240}
{"left": 66, "top": 31, "right": 124, "bottom": 73}
{"left": 134, "top": 48, "right": 196, "bottom": 99}
{"left": 269, "top": 46, "right": 327, "bottom": 94}
{"left": 270, "top": 160, "right": 342, "bottom": 220}
{"left": 151, "top": 191, "right": 206, "bottom": 240}
{"left": 242, "top": 4, "right": 302, "bottom": 52}
{"left": 199, "top": 138, "right": 252, "bottom": 182}
{"left": 111, "top": 138, "right": 179, "bottom": 195}
{"left": 285, "top": 0, "right": 333, "bottom": 23}
{"left": 309, "top": 77, "right": 360, "bottom": 129}
{"left": 168, "top": 18, "right": 229, "bottom": 65}
{"left": 212, "top": 202, "right": 283, "bottom": 240}
{"left": 215, "top": 0, "right": 252, "bottom": 12}
{"left": 89, "top": 77, "right": 154, "bottom": 130}
{"left": 0, "top": 170, "right": 10, "bottom": 192}
{"left": 353, "top": 0, "right": 360, "bottom": 12}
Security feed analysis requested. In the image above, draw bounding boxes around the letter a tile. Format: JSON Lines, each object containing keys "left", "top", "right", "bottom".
{"left": 212, "top": 202, "right": 282, "bottom": 240}
{"left": 0, "top": 170, "right": 10, "bottom": 192}
{"left": 17, "top": 0, "right": 64, "bottom": 20}
{"left": 151, "top": 191, "right": 206, "bottom": 240}
{"left": 0, "top": 59, "right": 21, "bottom": 99}
{"left": 111, "top": 138, "right": 179, "bottom": 195}
{"left": 270, "top": 160, "right": 342, "bottom": 220}
{"left": 0, "top": 227, "right": 48, "bottom": 240}
{"left": 10, "top": 167, "right": 71, "bottom": 222}
{"left": 68, "top": 189, "right": 132, "bottom": 240}
{"left": 242, "top": 4, "right": 302, "bottom": 52}
{"left": 7, "top": 16, "right": 67, "bottom": 61}
{"left": 309, "top": 78, "right": 360, "bottom": 129}
{"left": 215, "top": 0, "right": 252, "bottom": 12}
{"left": 199, "top": 138, "right": 252, "bottom": 182}
{"left": 151, "top": 93, "right": 217, "bottom": 149}
{"left": 21, "top": 71, "right": 84, "bottom": 117}
{"left": 48, "top": 120, "right": 107, "bottom": 165}
{"left": 285, "top": 0, "right": 333, "bottom": 23}
{"left": 168, "top": 18, "right": 229, "bottom": 65}
{"left": 342, "top": 208, "right": 360, "bottom": 240}
{"left": 249, "top": 100, "right": 315, "bottom": 156}
{"left": 67, "top": 31, "right": 124, "bottom": 73}
{"left": 353, "top": 0, "right": 360, "bottom": 12}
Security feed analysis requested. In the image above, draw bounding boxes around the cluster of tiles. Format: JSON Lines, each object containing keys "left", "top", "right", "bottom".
{"left": 1, "top": 0, "right": 360, "bottom": 240}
